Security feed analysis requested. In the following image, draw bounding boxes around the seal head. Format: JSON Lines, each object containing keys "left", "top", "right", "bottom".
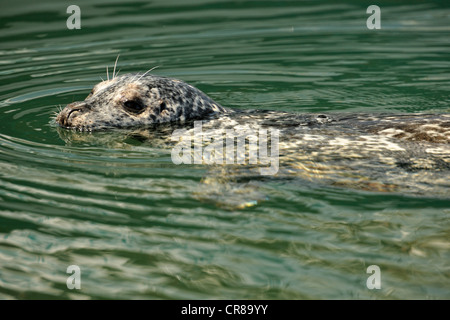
{"left": 56, "top": 73, "right": 229, "bottom": 131}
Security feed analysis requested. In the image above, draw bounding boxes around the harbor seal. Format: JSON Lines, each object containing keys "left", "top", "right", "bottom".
{"left": 55, "top": 72, "right": 449, "bottom": 144}
{"left": 55, "top": 71, "right": 450, "bottom": 201}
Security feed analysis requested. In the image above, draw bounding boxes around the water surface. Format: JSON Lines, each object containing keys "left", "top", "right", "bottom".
{"left": 0, "top": 0, "right": 449, "bottom": 299}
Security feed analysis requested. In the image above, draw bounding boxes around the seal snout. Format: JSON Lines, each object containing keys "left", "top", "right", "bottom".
{"left": 56, "top": 102, "right": 89, "bottom": 128}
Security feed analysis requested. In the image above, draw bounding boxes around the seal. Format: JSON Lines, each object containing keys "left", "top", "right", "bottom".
{"left": 55, "top": 72, "right": 450, "bottom": 144}
{"left": 55, "top": 71, "right": 450, "bottom": 200}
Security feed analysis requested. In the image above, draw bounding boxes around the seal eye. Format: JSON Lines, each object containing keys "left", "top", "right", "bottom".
{"left": 123, "top": 99, "right": 145, "bottom": 114}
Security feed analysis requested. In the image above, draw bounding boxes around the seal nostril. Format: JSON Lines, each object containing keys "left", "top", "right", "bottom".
{"left": 57, "top": 102, "right": 87, "bottom": 128}
{"left": 67, "top": 108, "right": 82, "bottom": 120}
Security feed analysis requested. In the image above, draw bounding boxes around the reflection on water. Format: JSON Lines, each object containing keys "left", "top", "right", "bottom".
{"left": 0, "top": 0, "right": 449, "bottom": 299}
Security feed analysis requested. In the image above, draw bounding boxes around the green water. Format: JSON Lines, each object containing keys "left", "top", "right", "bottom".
{"left": 0, "top": 0, "right": 449, "bottom": 299}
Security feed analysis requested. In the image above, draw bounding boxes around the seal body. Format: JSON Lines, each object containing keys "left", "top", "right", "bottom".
{"left": 56, "top": 73, "right": 450, "bottom": 145}
{"left": 55, "top": 73, "right": 450, "bottom": 198}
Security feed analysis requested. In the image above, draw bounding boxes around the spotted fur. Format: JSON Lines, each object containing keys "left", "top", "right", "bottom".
{"left": 55, "top": 73, "right": 450, "bottom": 199}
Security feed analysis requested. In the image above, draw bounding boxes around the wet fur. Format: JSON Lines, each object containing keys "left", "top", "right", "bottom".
{"left": 55, "top": 72, "right": 450, "bottom": 200}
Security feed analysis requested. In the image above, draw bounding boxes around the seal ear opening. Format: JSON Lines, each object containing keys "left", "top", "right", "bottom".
{"left": 159, "top": 100, "right": 167, "bottom": 112}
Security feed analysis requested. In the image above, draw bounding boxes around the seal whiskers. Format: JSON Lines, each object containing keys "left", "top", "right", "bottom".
{"left": 137, "top": 66, "right": 160, "bottom": 82}
{"left": 113, "top": 54, "right": 120, "bottom": 79}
